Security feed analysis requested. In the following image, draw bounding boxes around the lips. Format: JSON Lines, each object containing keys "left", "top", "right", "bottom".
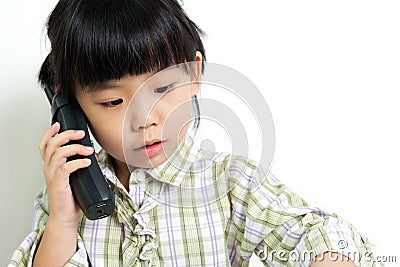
{"left": 136, "top": 139, "right": 163, "bottom": 150}
{"left": 135, "top": 140, "right": 165, "bottom": 157}
{"left": 142, "top": 141, "right": 161, "bottom": 149}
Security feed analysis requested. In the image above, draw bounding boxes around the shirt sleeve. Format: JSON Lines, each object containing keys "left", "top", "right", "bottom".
{"left": 8, "top": 188, "right": 90, "bottom": 267}
{"left": 228, "top": 158, "right": 380, "bottom": 267}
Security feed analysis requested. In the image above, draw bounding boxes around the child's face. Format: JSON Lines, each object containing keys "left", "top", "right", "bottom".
{"left": 76, "top": 64, "right": 200, "bottom": 171}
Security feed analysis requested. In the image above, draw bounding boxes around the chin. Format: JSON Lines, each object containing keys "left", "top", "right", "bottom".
{"left": 126, "top": 153, "right": 167, "bottom": 169}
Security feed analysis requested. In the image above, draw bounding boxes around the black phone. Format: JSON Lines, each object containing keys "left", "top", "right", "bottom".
{"left": 44, "top": 86, "right": 115, "bottom": 220}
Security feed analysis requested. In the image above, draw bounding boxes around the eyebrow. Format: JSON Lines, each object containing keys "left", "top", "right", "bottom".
{"left": 90, "top": 81, "right": 122, "bottom": 92}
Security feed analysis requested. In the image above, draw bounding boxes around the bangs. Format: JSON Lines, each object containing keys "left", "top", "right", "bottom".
{"left": 42, "top": 0, "right": 205, "bottom": 99}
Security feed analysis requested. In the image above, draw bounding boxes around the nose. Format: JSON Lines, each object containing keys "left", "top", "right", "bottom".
{"left": 128, "top": 98, "right": 160, "bottom": 132}
{"left": 137, "top": 113, "right": 158, "bottom": 131}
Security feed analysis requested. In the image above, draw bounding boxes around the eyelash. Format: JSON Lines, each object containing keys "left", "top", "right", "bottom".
{"left": 98, "top": 83, "right": 175, "bottom": 108}
{"left": 100, "top": 99, "right": 123, "bottom": 108}
{"left": 154, "top": 83, "right": 176, "bottom": 94}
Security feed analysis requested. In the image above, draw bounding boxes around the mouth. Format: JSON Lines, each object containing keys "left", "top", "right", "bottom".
{"left": 135, "top": 140, "right": 163, "bottom": 150}
{"left": 135, "top": 140, "right": 165, "bottom": 156}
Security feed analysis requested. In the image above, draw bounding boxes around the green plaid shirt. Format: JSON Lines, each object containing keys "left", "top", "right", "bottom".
{"left": 9, "top": 127, "right": 378, "bottom": 266}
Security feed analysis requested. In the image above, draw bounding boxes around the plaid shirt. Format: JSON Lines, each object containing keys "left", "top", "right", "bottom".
{"left": 9, "top": 127, "right": 378, "bottom": 267}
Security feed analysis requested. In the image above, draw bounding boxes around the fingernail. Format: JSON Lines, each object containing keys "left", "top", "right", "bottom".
{"left": 84, "top": 158, "right": 91, "bottom": 166}
{"left": 85, "top": 146, "right": 94, "bottom": 151}
{"left": 52, "top": 122, "right": 59, "bottom": 128}
{"left": 75, "top": 130, "right": 85, "bottom": 135}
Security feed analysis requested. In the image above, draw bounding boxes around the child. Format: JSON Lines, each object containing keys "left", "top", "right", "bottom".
{"left": 9, "top": 0, "right": 377, "bottom": 266}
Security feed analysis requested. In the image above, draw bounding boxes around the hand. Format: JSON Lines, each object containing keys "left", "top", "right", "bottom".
{"left": 38, "top": 122, "right": 94, "bottom": 228}
{"left": 310, "top": 252, "right": 356, "bottom": 267}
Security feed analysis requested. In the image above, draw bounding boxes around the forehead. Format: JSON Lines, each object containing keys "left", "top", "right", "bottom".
{"left": 84, "top": 65, "right": 193, "bottom": 93}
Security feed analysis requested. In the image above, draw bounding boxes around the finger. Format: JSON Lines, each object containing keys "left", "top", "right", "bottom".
{"left": 39, "top": 122, "right": 60, "bottom": 160}
{"left": 44, "top": 130, "right": 86, "bottom": 164}
{"left": 56, "top": 158, "right": 92, "bottom": 178}
{"left": 50, "top": 144, "right": 94, "bottom": 169}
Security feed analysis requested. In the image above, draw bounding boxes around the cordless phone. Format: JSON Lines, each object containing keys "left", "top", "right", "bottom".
{"left": 44, "top": 86, "right": 115, "bottom": 220}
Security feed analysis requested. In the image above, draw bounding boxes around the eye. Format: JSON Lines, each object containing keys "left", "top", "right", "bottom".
{"left": 100, "top": 99, "right": 123, "bottom": 108}
{"left": 154, "top": 83, "right": 176, "bottom": 94}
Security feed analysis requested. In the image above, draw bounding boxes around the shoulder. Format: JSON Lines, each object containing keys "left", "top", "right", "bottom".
{"left": 195, "top": 150, "right": 260, "bottom": 171}
{"left": 195, "top": 150, "right": 272, "bottom": 190}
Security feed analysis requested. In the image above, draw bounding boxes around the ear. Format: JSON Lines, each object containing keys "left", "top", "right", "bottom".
{"left": 191, "top": 51, "right": 203, "bottom": 96}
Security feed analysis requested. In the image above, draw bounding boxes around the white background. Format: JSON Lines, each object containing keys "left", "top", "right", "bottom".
{"left": 1, "top": 1, "right": 399, "bottom": 266}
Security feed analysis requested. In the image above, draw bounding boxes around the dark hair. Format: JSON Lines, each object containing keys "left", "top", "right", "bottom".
{"left": 39, "top": 0, "right": 206, "bottom": 100}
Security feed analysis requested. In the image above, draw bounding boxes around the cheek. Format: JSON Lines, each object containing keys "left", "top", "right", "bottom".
{"left": 159, "top": 99, "right": 192, "bottom": 144}
{"left": 160, "top": 91, "right": 192, "bottom": 120}
{"left": 89, "top": 113, "right": 124, "bottom": 150}
{"left": 161, "top": 98, "right": 191, "bottom": 124}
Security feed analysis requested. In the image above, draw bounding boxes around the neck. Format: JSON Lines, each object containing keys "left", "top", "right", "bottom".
{"left": 110, "top": 157, "right": 131, "bottom": 191}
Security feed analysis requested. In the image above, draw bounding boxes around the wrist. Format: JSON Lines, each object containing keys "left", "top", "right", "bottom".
{"left": 47, "top": 214, "right": 80, "bottom": 232}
